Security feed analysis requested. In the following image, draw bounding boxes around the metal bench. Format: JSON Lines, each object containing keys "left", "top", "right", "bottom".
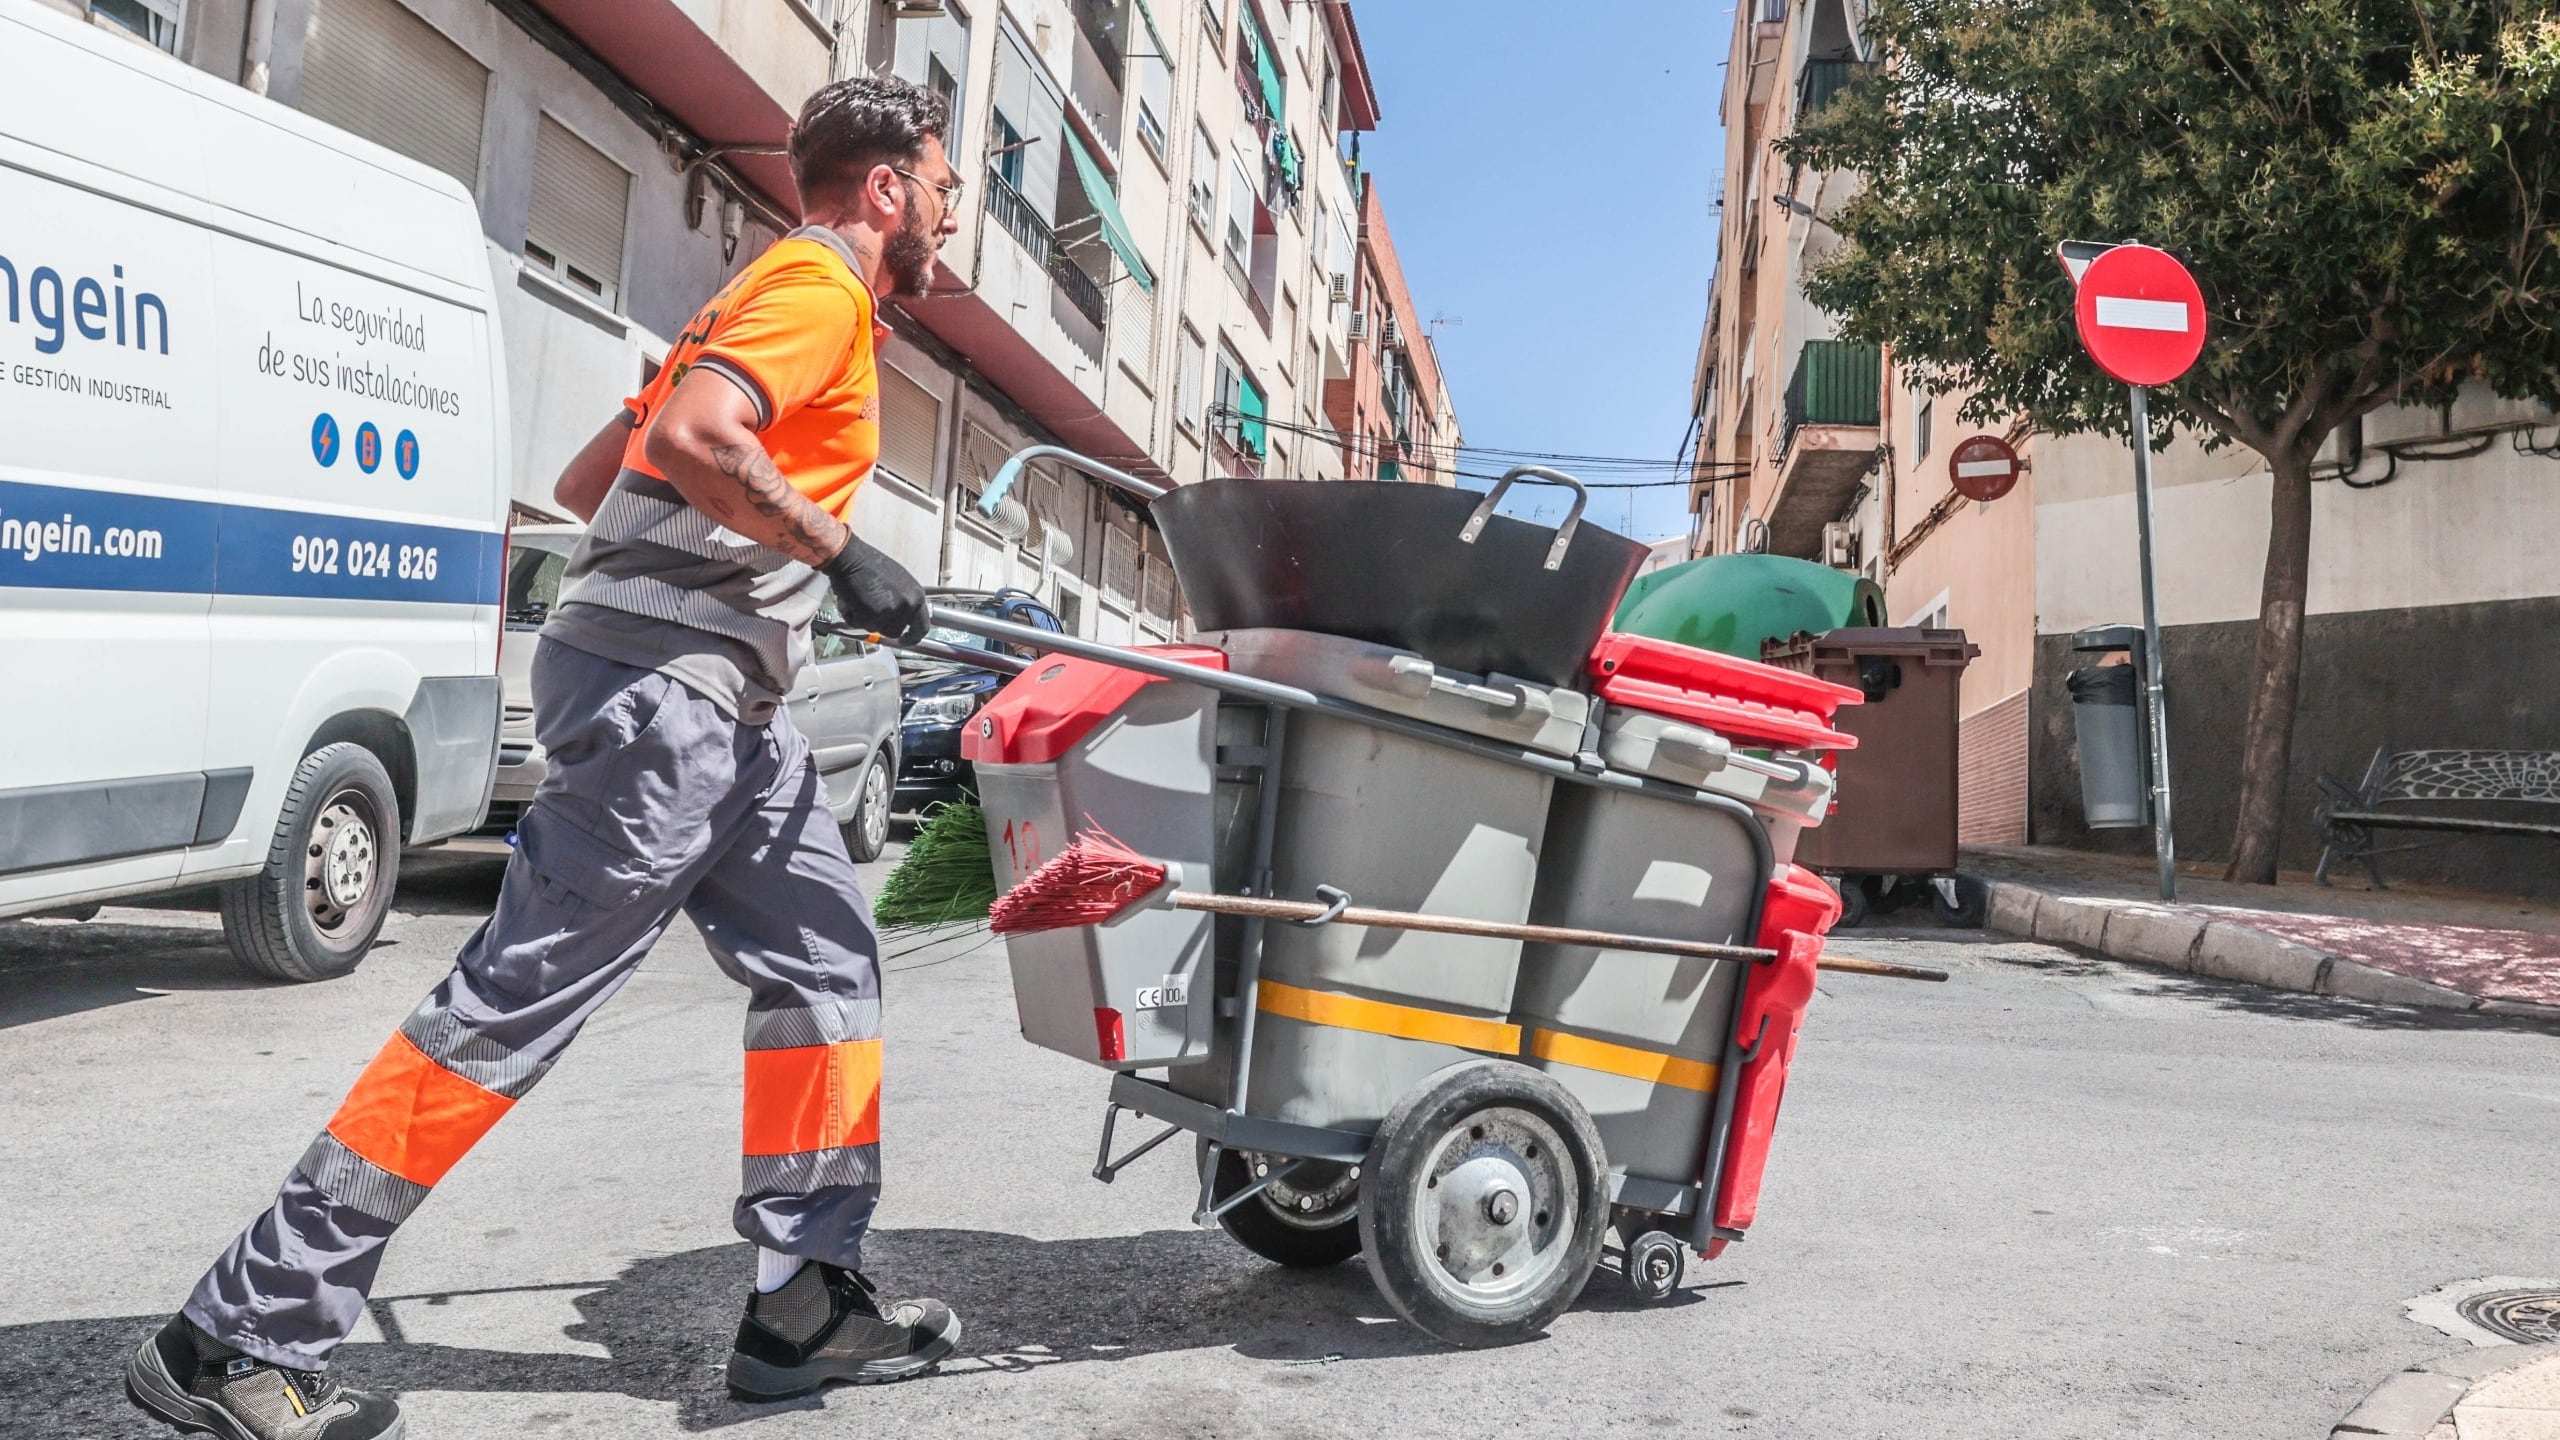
{"left": 2314, "top": 747, "right": 2560, "bottom": 887}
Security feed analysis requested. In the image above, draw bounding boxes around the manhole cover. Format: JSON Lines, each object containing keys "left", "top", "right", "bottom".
{"left": 2457, "top": 1289, "right": 2560, "bottom": 1344}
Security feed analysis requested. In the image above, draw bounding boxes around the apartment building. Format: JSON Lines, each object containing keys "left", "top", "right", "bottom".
{"left": 63, "top": 0, "right": 1457, "bottom": 644}
{"left": 1695, "top": 0, "right": 2560, "bottom": 887}
{"left": 1324, "top": 170, "right": 1462, "bottom": 485}
{"left": 1689, "top": 0, "right": 2038, "bottom": 845}
{"left": 840, "top": 0, "right": 1461, "bottom": 644}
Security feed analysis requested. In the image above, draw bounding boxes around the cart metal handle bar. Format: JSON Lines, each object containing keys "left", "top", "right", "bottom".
{"left": 976, "top": 444, "right": 1167, "bottom": 516}
{"left": 1460, "top": 465, "right": 1592, "bottom": 572}
{"left": 926, "top": 605, "right": 1781, "bottom": 819}
{"left": 814, "top": 620, "right": 1032, "bottom": 677}
{"left": 1151, "top": 880, "right": 1945, "bottom": 981}
{"left": 1152, "top": 877, "right": 1776, "bottom": 966}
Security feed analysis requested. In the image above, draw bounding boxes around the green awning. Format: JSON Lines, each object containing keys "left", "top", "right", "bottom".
{"left": 1061, "top": 127, "right": 1154, "bottom": 293}
{"left": 1238, "top": 376, "right": 1267, "bottom": 455}
{"left": 1244, "top": 5, "right": 1284, "bottom": 123}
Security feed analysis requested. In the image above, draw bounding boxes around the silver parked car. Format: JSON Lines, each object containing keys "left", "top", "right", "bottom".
{"left": 493, "top": 525, "right": 904, "bottom": 860}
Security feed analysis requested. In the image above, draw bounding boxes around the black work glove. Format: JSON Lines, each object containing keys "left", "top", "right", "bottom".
{"left": 822, "top": 531, "right": 930, "bottom": 646}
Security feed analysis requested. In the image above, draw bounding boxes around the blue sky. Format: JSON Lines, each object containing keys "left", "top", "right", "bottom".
{"left": 1349, "top": 1, "right": 1729, "bottom": 541}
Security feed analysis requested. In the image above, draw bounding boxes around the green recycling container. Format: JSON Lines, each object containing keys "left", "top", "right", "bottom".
{"left": 1611, "top": 554, "right": 1887, "bottom": 659}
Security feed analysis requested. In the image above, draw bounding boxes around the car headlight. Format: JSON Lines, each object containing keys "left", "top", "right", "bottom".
{"left": 905, "top": 691, "right": 983, "bottom": 726}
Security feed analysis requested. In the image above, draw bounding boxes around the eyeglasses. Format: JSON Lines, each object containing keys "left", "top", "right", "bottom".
{"left": 893, "top": 168, "right": 966, "bottom": 211}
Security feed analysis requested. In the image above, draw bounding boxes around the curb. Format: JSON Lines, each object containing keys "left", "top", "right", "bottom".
{"left": 2330, "top": 1343, "right": 2560, "bottom": 1438}
{"left": 1983, "top": 881, "right": 2560, "bottom": 1021}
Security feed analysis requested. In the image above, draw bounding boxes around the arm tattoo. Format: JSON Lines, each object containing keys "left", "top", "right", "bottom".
{"left": 705, "top": 441, "right": 849, "bottom": 567}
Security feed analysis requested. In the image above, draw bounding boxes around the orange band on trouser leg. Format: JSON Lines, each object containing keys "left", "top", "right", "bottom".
{"left": 742, "top": 1040, "right": 882, "bottom": 1156}
{"left": 324, "top": 1032, "right": 518, "bottom": 1188}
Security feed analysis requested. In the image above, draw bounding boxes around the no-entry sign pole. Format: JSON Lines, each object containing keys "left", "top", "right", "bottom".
{"left": 2064, "top": 240, "right": 2206, "bottom": 902}
{"left": 2126, "top": 385, "right": 2175, "bottom": 901}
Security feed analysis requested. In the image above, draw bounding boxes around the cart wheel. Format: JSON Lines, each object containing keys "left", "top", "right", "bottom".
{"left": 1357, "top": 1059, "right": 1608, "bottom": 1348}
{"left": 1826, "top": 873, "right": 1869, "bottom": 929}
{"left": 1206, "top": 1147, "right": 1362, "bottom": 1268}
{"left": 1930, "top": 875, "right": 1989, "bottom": 929}
{"left": 1623, "top": 1230, "right": 1684, "bottom": 1302}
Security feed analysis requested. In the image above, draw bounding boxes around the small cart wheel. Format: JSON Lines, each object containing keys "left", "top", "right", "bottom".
{"left": 1356, "top": 1059, "right": 1609, "bottom": 1348}
{"left": 1826, "top": 872, "right": 1869, "bottom": 929}
{"left": 1623, "top": 1230, "right": 1684, "bottom": 1302}
{"left": 1929, "top": 874, "right": 1989, "bottom": 929}
{"left": 1206, "top": 1147, "right": 1361, "bottom": 1268}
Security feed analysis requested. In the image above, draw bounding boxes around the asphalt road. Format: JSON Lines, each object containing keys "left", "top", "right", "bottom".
{"left": 5, "top": 844, "right": 2558, "bottom": 1439}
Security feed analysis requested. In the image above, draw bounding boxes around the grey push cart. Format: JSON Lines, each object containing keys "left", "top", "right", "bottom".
{"left": 917, "top": 446, "right": 1854, "bottom": 1347}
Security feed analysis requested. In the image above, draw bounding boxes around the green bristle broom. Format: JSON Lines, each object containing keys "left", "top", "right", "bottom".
{"left": 871, "top": 801, "right": 999, "bottom": 928}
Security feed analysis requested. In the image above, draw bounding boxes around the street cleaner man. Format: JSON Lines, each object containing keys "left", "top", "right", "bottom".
{"left": 128, "top": 76, "right": 967, "bottom": 1440}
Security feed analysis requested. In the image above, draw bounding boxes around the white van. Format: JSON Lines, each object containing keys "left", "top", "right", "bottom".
{"left": 0, "top": 2, "right": 509, "bottom": 980}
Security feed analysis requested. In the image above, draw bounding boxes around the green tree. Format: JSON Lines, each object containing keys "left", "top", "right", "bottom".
{"left": 1786, "top": 0, "right": 2560, "bottom": 882}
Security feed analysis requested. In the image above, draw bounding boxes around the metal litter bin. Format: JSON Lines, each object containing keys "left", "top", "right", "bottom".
{"left": 2067, "top": 624, "right": 2152, "bottom": 830}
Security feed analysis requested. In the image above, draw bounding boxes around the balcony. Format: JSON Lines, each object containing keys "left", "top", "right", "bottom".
{"left": 984, "top": 170, "right": 1109, "bottom": 336}
{"left": 1796, "top": 58, "right": 1874, "bottom": 123}
{"left": 1766, "top": 339, "right": 1881, "bottom": 558}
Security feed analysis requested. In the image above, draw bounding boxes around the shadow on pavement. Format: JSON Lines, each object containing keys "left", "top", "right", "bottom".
{"left": 5, "top": 1226, "right": 1729, "bottom": 1436}
{"left": 0, "top": 916, "right": 249, "bottom": 1031}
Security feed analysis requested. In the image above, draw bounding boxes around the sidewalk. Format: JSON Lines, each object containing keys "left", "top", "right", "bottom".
{"left": 2333, "top": 1346, "right": 2560, "bottom": 1438}
{"left": 1965, "top": 845, "right": 2560, "bottom": 1020}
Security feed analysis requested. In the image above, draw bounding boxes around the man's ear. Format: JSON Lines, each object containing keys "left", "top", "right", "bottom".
{"left": 861, "top": 162, "right": 906, "bottom": 224}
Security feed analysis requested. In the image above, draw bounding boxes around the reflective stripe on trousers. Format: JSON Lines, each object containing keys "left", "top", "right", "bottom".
{"left": 183, "top": 639, "right": 884, "bottom": 1370}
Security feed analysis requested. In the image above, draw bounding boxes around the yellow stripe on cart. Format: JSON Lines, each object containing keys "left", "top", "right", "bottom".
{"left": 1255, "top": 979, "right": 1522, "bottom": 1055}
{"left": 1527, "top": 1028, "right": 1720, "bottom": 1093}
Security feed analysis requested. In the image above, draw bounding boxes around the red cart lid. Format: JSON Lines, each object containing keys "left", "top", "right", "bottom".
{"left": 963, "top": 645, "right": 1229, "bottom": 766}
{"left": 1587, "top": 633, "right": 1861, "bottom": 751}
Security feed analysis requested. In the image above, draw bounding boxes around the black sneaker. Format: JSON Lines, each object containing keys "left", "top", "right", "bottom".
{"left": 727, "top": 1262, "right": 960, "bottom": 1399}
{"left": 125, "top": 1315, "right": 403, "bottom": 1440}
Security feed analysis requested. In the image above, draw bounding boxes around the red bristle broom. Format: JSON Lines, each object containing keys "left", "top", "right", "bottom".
{"left": 991, "top": 830, "right": 1947, "bottom": 982}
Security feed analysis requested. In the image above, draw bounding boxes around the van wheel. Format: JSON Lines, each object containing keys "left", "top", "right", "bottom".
{"left": 221, "top": 743, "right": 401, "bottom": 983}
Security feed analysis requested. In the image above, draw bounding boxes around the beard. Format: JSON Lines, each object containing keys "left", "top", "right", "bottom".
{"left": 884, "top": 208, "right": 938, "bottom": 299}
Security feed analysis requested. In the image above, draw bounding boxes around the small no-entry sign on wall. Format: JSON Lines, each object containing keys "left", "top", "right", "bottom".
{"left": 1948, "top": 434, "right": 2020, "bottom": 502}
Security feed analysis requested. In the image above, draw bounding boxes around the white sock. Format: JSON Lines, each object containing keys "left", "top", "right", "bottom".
{"left": 756, "top": 1248, "right": 807, "bottom": 1294}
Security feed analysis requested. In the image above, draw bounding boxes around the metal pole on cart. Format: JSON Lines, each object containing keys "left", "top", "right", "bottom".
{"left": 2060, "top": 240, "right": 2206, "bottom": 905}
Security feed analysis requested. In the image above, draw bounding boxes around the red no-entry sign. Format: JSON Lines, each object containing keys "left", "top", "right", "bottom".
{"left": 1948, "top": 433, "right": 2020, "bottom": 502}
{"left": 2072, "top": 244, "right": 2206, "bottom": 386}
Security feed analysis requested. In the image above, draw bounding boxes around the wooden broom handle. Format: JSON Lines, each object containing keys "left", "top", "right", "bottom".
{"left": 1164, "top": 892, "right": 1947, "bottom": 981}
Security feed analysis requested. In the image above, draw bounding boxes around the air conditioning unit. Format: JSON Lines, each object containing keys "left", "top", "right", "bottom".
{"left": 1328, "top": 271, "right": 1351, "bottom": 304}
{"left": 1382, "top": 314, "right": 1404, "bottom": 348}
{"left": 1820, "top": 521, "right": 1858, "bottom": 570}
{"left": 1346, "top": 309, "right": 1369, "bottom": 342}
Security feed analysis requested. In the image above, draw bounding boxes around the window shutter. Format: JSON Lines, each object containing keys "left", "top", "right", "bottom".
{"left": 1103, "top": 524, "right": 1139, "bottom": 606}
{"left": 1109, "top": 283, "right": 1155, "bottom": 381}
{"left": 878, "top": 366, "right": 942, "bottom": 489}
{"left": 300, "top": 0, "right": 488, "bottom": 189}
{"left": 528, "top": 116, "right": 630, "bottom": 301}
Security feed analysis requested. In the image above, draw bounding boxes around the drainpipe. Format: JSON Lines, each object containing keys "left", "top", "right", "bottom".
{"left": 239, "top": 0, "right": 278, "bottom": 95}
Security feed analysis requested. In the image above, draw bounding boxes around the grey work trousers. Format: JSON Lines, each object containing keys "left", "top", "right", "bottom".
{"left": 184, "top": 638, "right": 886, "bottom": 1369}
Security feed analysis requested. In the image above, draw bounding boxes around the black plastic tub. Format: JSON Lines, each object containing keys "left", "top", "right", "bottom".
{"left": 1151, "top": 478, "right": 1646, "bottom": 689}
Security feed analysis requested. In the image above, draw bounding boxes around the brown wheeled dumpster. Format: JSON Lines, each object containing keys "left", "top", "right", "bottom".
{"left": 1761, "top": 628, "right": 1980, "bottom": 878}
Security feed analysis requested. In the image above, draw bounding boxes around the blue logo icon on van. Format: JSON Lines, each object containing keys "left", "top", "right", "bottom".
{"left": 311, "top": 413, "right": 340, "bottom": 468}
{"left": 395, "top": 429, "right": 421, "bottom": 480}
{"left": 355, "top": 422, "right": 382, "bottom": 474}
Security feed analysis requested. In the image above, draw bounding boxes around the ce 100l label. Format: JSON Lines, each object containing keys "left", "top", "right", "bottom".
{"left": 1134, "top": 977, "right": 1190, "bottom": 1011}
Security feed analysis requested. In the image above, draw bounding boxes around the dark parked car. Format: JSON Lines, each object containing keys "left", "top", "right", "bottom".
{"left": 896, "top": 588, "right": 1063, "bottom": 813}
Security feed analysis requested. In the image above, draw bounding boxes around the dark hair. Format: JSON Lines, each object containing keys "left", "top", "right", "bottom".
{"left": 788, "top": 76, "right": 949, "bottom": 199}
